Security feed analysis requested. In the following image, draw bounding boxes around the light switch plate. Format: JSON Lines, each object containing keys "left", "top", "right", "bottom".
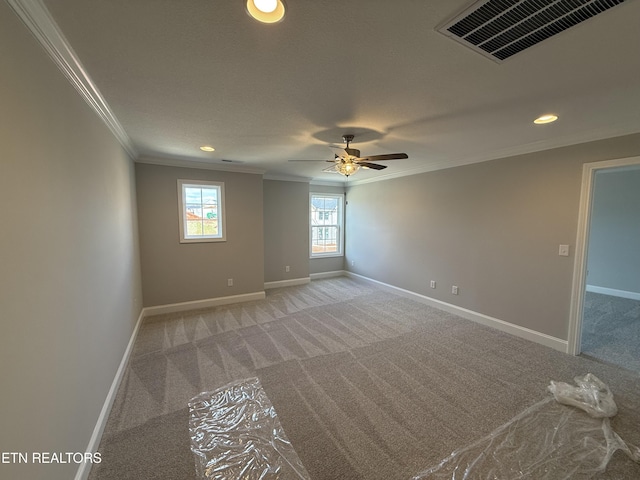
{"left": 559, "top": 244, "right": 570, "bottom": 256}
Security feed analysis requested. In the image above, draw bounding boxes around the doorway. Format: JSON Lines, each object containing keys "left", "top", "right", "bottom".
{"left": 568, "top": 156, "right": 640, "bottom": 373}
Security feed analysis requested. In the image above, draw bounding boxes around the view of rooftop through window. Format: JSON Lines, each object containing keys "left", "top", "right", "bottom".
{"left": 310, "top": 194, "right": 343, "bottom": 256}
{"left": 185, "top": 186, "right": 219, "bottom": 236}
{"left": 178, "top": 180, "right": 226, "bottom": 242}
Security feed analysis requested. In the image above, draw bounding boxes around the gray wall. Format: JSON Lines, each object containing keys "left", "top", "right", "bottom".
{"left": 263, "top": 180, "right": 310, "bottom": 282}
{"left": 136, "top": 163, "right": 264, "bottom": 306}
{"left": 0, "top": 4, "right": 143, "bottom": 479}
{"left": 587, "top": 167, "right": 640, "bottom": 294}
{"left": 346, "top": 134, "right": 640, "bottom": 340}
{"left": 310, "top": 184, "right": 346, "bottom": 274}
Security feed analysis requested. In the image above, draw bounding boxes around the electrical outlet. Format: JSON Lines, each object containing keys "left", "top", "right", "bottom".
{"left": 430, "top": 280, "right": 436, "bottom": 289}
{"left": 351, "top": 260, "right": 355, "bottom": 267}
{"left": 452, "top": 285, "right": 459, "bottom": 295}
{"left": 285, "top": 265, "right": 290, "bottom": 272}
{"left": 227, "top": 278, "right": 233, "bottom": 287}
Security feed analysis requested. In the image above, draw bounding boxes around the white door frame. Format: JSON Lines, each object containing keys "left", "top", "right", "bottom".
{"left": 567, "top": 155, "right": 640, "bottom": 355}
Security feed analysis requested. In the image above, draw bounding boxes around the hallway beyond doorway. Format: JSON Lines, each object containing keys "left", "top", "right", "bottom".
{"left": 581, "top": 291, "right": 640, "bottom": 373}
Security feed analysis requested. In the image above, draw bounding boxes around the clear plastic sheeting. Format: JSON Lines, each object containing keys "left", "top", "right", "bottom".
{"left": 412, "top": 374, "right": 640, "bottom": 480}
{"left": 188, "top": 377, "right": 311, "bottom": 480}
{"left": 548, "top": 372, "right": 617, "bottom": 418}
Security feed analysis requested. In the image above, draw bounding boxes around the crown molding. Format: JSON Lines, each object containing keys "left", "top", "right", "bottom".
{"left": 263, "top": 173, "right": 312, "bottom": 183}
{"left": 309, "top": 178, "right": 345, "bottom": 187}
{"left": 136, "top": 155, "right": 266, "bottom": 175}
{"left": 346, "top": 126, "right": 640, "bottom": 186}
{"left": 7, "top": 0, "right": 138, "bottom": 159}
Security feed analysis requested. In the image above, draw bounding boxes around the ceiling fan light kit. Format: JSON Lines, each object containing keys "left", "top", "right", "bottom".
{"left": 336, "top": 161, "right": 360, "bottom": 177}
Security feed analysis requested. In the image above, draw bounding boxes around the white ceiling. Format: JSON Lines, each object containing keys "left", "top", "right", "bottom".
{"left": 39, "top": 0, "right": 640, "bottom": 183}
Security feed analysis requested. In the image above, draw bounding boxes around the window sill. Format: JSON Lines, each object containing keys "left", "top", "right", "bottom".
{"left": 180, "top": 238, "right": 226, "bottom": 244}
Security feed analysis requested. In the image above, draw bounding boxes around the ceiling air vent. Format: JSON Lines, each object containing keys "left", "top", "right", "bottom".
{"left": 438, "top": 0, "right": 627, "bottom": 62}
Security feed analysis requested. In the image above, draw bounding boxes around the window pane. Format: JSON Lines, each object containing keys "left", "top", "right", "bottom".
{"left": 203, "top": 206, "right": 217, "bottom": 219}
{"left": 203, "top": 220, "right": 218, "bottom": 235}
{"left": 185, "top": 187, "right": 202, "bottom": 204}
{"left": 202, "top": 188, "right": 218, "bottom": 205}
{"left": 324, "top": 226, "right": 337, "bottom": 252}
{"left": 186, "top": 205, "right": 202, "bottom": 219}
{"left": 311, "top": 226, "right": 338, "bottom": 253}
{"left": 187, "top": 220, "right": 202, "bottom": 236}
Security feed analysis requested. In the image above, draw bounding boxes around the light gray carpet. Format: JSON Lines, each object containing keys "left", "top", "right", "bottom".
{"left": 89, "top": 278, "right": 640, "bottom": 479}
{"left": 581, "top": 291, "right": 640, "bottom": 373}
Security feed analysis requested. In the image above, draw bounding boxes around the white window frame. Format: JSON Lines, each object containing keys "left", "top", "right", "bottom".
{"left": 310, "top": 193, "right": 344, "bottom": 258}
{"left": 177, "top": 179, "right": 226, "bottom": 243}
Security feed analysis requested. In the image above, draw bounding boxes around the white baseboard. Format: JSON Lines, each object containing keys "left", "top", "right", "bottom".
{"left": 143, "top": 291, "right": 266, "bottom": 316}
{"left": 264, "top": 277, "right": 310, "bottom": 290}
{"left": 310, "top": 270, "right": 347, "bottom": 280}
{"left": 264, "top": 272, "right": 346, "bottom": 288}
{"left": 75, "top": 308, "right": 145, "bottom": 480}
{"left": 346, "top": 272, "right": 568, "bottom": 353}
{"left": 75, "top": 289, "right": 267, "bottom": 479}
{"left": 586, "top": 284, "right": 640, "bottom": 301}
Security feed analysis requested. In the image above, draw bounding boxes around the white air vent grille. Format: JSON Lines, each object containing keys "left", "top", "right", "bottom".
{"left": 439, "top": 0, "right": 627, "bottom": 62}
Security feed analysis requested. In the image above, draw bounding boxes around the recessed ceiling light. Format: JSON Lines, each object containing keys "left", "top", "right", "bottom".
{"left": 254, "top": 0, "right": 277, "bottom": 13}
{"left": 246, "top": 0, "right": 285, "bottom": 23}
{"left": 534, "top": 114, "right": 558, "bottom": 124}
{"left": 199, "top": 145, "right": 215, "bottom": 152}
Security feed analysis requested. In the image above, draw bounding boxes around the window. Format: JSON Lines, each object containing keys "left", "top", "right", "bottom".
{"left": 310, "top": 193, "right": 344, "bottom": 257}
{"left": 178, "top": 179, "right": 226, "bottom": 243}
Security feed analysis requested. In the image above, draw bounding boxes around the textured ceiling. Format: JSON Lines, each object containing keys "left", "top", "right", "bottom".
{"left": 41, "top": 0, "right": 640, "bottom": 183}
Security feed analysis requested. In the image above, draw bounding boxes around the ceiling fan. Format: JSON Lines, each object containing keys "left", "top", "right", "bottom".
{"left": 291, "top": 135, "right": 408, "bottom": 177}
{"left": 324, "top": 135, "right": 408, "bottom": 177}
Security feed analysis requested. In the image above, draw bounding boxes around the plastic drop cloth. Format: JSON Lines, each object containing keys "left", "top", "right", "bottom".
{"left": 188, "top": 377, "right": 311, "bottom": 480}
{"left": 412, "top": 374, "right": 640, "bottom": 480}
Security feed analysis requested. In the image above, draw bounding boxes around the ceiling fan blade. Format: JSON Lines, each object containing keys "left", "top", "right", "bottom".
{"left": 344, "top": 147, "right": 361, "bottom": 157}
{"left": 329, "top": 145, "right": 348, "bottom": 158}
{"left": 357, "top": 162, "right": 387, "bottom": 170}
{"left": 322, "top": 165, "right": 339, "bottom": 173}
{"left": 357, "top": 153, "right": 408, "bottom": 161}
